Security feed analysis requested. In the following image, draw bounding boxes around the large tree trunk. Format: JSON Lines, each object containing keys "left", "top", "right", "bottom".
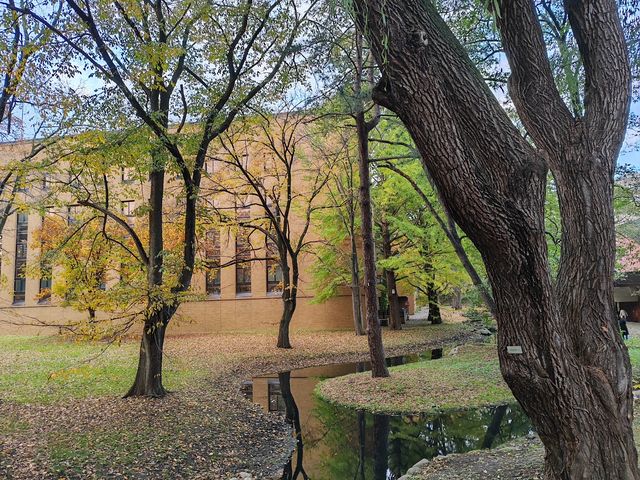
{"left": 352, "top": 0, "right": 637, "bottom": 478}
{"left": 372, "top": 414, "right": 390, "bottom": 480}
{"left": 127, "top": 150, "right": 173, "bottom": 397}
{"left": 381, "top": 219, "right": 402, "bottom": 330}
{"left": 125, "top": 311, "right": 168, "bottom": 398}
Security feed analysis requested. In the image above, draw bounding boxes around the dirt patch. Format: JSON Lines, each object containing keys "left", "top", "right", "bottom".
{"left": 403, "top": 436, "right": 544, "bottom": 480}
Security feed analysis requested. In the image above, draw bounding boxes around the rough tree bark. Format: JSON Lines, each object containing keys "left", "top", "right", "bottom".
{"left": 352, "top": 0, "right": 636, "bottom": 477}
{"left": 381, "top": 219, "right": 402, "bottom": 330}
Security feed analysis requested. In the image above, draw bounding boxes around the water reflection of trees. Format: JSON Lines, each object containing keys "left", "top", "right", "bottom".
{"left": 279, "top": 372, "right": 309, "bottom": 480}
{"left": 314, "top": 399, "right": 532, "bottom": 479}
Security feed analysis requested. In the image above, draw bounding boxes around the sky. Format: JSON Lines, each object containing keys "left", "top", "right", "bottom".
{"left": 620, "top": 102, "right": 640, "bottom": 168}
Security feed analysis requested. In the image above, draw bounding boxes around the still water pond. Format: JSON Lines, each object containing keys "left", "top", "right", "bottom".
{"left": 242, "top": 349, "right": 533, "bottom": 479}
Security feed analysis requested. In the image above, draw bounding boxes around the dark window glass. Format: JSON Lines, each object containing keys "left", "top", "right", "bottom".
{"left": 13, "top": 213, "right": 28, "bottom": 304}
{"left": 268, "top": 381, "right": 285, "bottom": 412}
{"left": 236, "top": 229, "right": 252, "bottom": 294}
{"left": 205, "top": 229, "right": 221, "bottom": 296}
{"left": 38, "top": 214, "right": 52, "bottom": 304}
{"left": 266, "top": 238, "right": 282, "bottom": 293}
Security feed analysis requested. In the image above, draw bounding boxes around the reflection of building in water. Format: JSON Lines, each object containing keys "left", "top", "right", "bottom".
{"left": 243, "top": 352, "right": 534, "bottom": 480}
{"left": 250, "top": 363, "right": 358, "bottom": 477}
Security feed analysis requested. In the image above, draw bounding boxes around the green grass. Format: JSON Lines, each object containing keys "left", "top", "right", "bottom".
{"left": 316, "top": 344, "right": 514, "bottom": 414}
{"left": 0, "top": 336, "right": 198, "bottom": 403}
{"left": 318, "top": 338, "right": 640, "bottom": 415}
{"left": 627, "top": 337, "right": 640, "bottom": 382}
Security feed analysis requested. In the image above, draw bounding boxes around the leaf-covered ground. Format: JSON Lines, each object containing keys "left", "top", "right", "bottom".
{"left": 316, "top": 343, "right": 512, "bottom": 414}
{"left": 0, "top": 318, "right": 473, "bottom": 479}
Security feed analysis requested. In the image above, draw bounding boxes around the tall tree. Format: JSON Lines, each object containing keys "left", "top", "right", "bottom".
{"left": 213, "top": 109, "right": 331, "bottom": 348}
{"left": 17, "top": 0, "right": 312, "bottom": 396}
{"left": 351, "top": 0, "right": 636, "bottom": 478}
{"left": 311, "top": 125, "right": 365, "bottom": 336}
{"left": 353, "top": 29, "right": 388, "bottom": 377}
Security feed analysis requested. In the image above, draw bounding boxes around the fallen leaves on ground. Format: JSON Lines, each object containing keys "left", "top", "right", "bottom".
{"left": 1, "top": 318, "right": 473, "bottom": 479}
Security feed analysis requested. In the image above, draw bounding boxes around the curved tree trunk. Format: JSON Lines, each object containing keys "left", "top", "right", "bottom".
{"left": 277, "top": 260, "right": 298, "bottom": 349}
{"left": 352, "top": 0, "right": 638, "bottom": 477}
{"left": 279, "top": 371, "right": 309, "bottom": 480}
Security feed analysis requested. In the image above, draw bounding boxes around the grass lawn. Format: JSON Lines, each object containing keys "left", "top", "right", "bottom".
{"left": 0, "top": 336, "right": 199, "bottom": 403}
{"left": 316, "top": 343, "right": 512, "bottom": 414}
{"left": 317, "top": 337, "right": 640, "bottom": 415}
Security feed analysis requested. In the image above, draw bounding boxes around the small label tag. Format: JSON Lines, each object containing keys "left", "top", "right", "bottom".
{"left": 507, "top": 346, "right": 523, "bottom": 354}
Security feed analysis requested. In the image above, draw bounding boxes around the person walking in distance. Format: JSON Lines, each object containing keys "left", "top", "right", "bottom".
{"left": 619, "top": 309, "right": 629, "bottom": 340}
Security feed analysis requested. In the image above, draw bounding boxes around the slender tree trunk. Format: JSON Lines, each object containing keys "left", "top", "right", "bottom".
{"left": 357, "top": 409, "right": 366, "bottom": 480}
{"left": 352, "top": 0, "right": 638, "bottom": 477}
{"left": 279, "top": 371, "right": 308, "bottom": 480}
{"left": 386, "top": 160, "right": 495, "bottom": 315}
{"left": 451, "top": 287, "right": 462, "bottom": 310}
{"left": 381, "top": 219, "right": 402, "bottom": 330}
{"left": 277, "top": 259, "right": 298, "bottom": 349}
{"left": 444, "top": 211, "right": 496, "bottom": 315}
{"left": 350, "top": 234, "right": 365, "bottom": 336}
{"left": 354, "top": 30, "right": 388, "bottom": 377}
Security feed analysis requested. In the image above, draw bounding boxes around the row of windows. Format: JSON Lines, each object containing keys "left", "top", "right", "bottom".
{"left": 204, "top": 229, "right": 283, "bottom": 296}
{"left": 8, "top": 216, "right": 283, "bottom": 304}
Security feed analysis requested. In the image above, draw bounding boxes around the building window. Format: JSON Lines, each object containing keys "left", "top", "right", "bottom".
{"left": 38, "top": 278, "right": 52, "bottom": 304}
{"left": 13, "top": 213, "right": 28, "bottom": 304}
{"left": 67, "top": 204, "right": 80, "bottom": 225}
{"left": 204, "top": 158, "right": 215, "bottom": 174}
{"left": 38, "top": 215, "right": 52, "bottom": 304}
{"left": 42, "top": 173, "right": 51, "bottom": 191}
{"left": 121, "top": 200, "right": 135, "bottom": 225}
{"left": 205, "top": 229, "right": 221, "bottom": 296}
{"left": 236, "top": 197, "right": 250, "bottom": 221}
{"left": 266, "top": 237, "right": 282, "bottom": 294}
{"left": 268, "top": 380, "right": 285, "bottom": 412}
{"left": 121, "top": 167, "right": 134, "bottom": 183}
{"left": 236, "top": 229, "right": 252, "bottom": 295}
